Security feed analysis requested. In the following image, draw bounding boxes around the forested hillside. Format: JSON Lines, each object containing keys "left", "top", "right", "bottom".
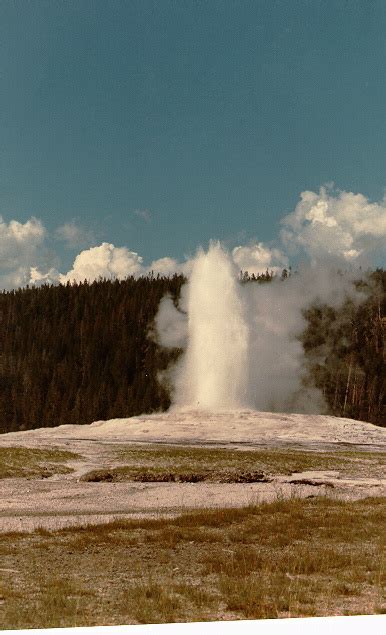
{"left": 0, "top": 275, "right": 184, "bottom": 433}
{"left": 302, "top": 269, "right": 386, "bottom": 425}
{"left": 0, "top": 269, "right": 385, "bottom": 433}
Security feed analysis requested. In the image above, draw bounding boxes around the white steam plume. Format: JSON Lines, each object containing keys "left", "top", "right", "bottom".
{"left": 171, "top": 243, "right": 250, "bottom": 410}
{"left": 155, "top": 243, "right": 367, "bottom": 414}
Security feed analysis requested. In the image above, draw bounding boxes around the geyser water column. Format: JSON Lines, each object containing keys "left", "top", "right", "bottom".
{"left": 174, "top": 242, "right": 250, "bottom": 410}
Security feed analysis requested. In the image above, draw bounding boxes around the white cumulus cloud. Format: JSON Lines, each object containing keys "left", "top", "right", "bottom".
{"left": 29, "top": 267, "right": 61, "bottom": 286}
{"left": 232, "top": 242, "right": 288, "bottom": 275}
{"left": 59, "top": 243, "right": 144, "bottom": 284}
{"left": 1, "top": 185, "right": 385, "bottom": 292}
{"left": 281, "top": 187, "right": 386, "bottom": 264}
{"left": 0, "top": 216, "right": 50, "bottom": 290}
{"left": 147, "top": 256, "right": 193, "bottom": 277}
{"left": 148, "top": 257, "right": 180, "bottom": 276}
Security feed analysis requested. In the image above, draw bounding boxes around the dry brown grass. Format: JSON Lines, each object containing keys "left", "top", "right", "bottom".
{"left": 1, "top": 497, "right": 384, "bottom": 628}
{"left": 80, "top": 465, "right": 270, "bottom": 483}
{"left": 0, "top": 447, "right": 79, "bottom": 479}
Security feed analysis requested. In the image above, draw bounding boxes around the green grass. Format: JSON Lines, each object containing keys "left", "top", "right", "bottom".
{"left": 1, "top": 497, "right": 384, "bottom": 627}
{"left": 0, "top": 447, "right": 79, "bottom": 479}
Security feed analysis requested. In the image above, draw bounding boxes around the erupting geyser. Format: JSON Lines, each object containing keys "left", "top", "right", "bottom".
{"left": 155, "top": 241, "right": 365, "bottom": 414}
{"left": 174, "top": 242, "right": 249, "bottom": 410}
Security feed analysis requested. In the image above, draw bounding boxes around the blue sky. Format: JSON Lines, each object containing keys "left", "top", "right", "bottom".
{"left": 1, "top": 0, "right": 386, "bottom": 284}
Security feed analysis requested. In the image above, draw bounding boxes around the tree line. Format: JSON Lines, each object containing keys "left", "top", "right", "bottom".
{"left": 0, "top": 275, "right": 184, "bottom": 433}
{"left": 0, "top": 268, "right": 384, "bottom": 433}
{"left": 301, "top": 269, "right": 385, "bottom": 425}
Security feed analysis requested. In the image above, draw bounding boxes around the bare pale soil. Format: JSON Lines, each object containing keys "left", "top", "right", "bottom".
{"left": 0, "top": 442, "right": 385, "bottom": 533}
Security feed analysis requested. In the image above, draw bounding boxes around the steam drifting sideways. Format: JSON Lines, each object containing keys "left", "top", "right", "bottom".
{"left": 154, "top": 242, "right": 368, "bottom": 414}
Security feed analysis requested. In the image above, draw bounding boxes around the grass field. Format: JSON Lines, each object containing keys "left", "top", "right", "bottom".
{"left": 82, "top": 444, "right": 386, "bottom": 482}
{"left": 1, "top": 496, "right": 385, "bottom": 628}
{"left": 0, "top": 447, "right": 79, "bottom": 479}
{"left": 2, "top": 444, "right": 385, "bottom": 482}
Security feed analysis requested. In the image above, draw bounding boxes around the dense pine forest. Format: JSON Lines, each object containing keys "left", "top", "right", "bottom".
{"left": 301, "top": 269, "right": 386, "bottom": 425}
{"left": 0, "top": 269, "right": 385, "bottom": 433}
{"left": 0, "top": 275, "right": 184, "bottom": 433}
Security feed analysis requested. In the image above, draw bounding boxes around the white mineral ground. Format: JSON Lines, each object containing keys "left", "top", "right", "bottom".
{"left": 1, "top": 410, "right": 385, "bottom": 532}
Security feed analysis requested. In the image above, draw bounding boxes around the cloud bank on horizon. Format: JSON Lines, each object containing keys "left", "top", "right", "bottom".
{"left": 1, "top": 186, "right": 385, "bottom": 291}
